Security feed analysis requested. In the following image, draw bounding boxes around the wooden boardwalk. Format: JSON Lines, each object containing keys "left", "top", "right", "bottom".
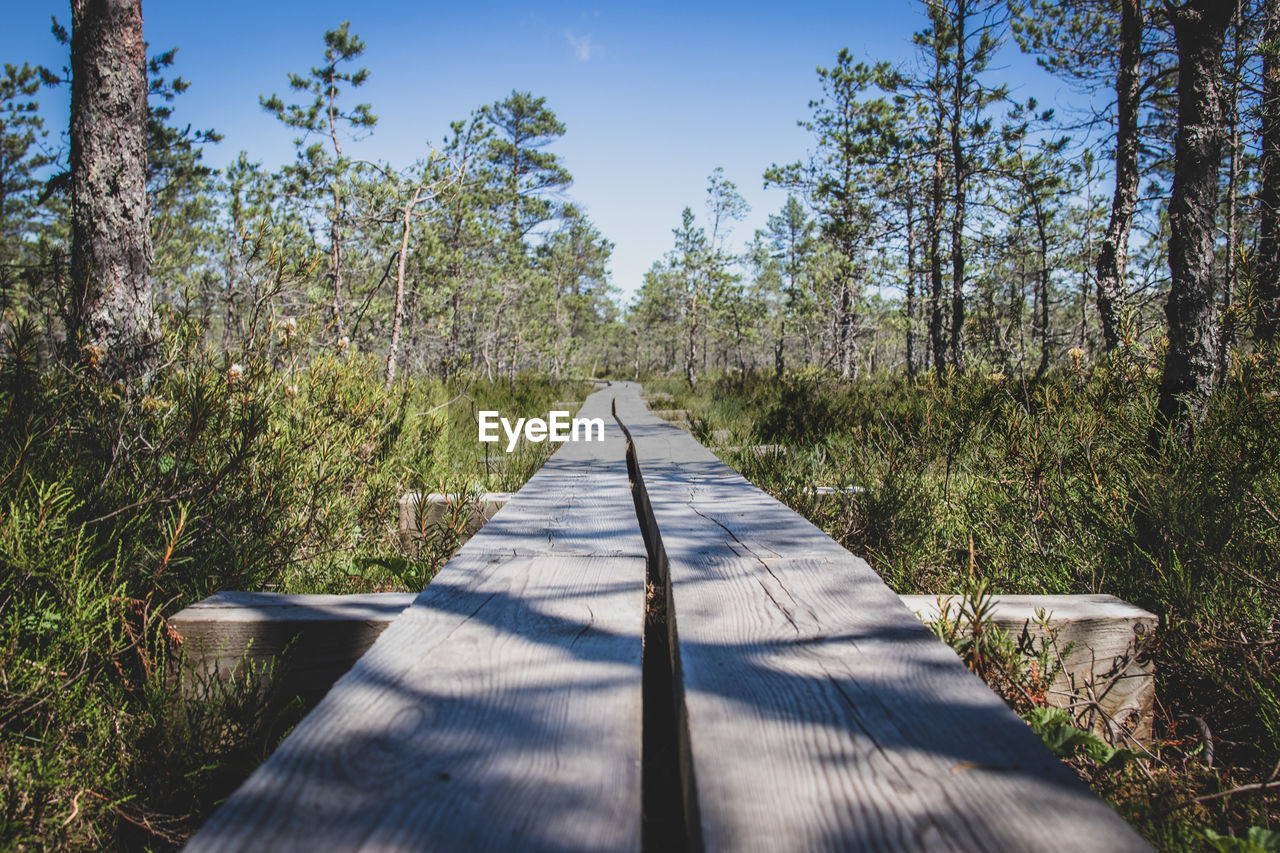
{"left": 186, "top": 382, "right": 1148, "bottom": 851}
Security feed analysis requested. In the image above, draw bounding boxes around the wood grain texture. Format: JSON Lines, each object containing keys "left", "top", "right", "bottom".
{"left": 612, "top": 381, "right": 1149, "bottom": 852}
{"left": 397, "top": 492, "right": 513, "bottom": 548}
{"left": 902, "top": 594, "right": 1158, "bottom": 742}
{"left": 186, "top": 385, "right": 646, "bottom": 852}
{"left": 171, "top": 592, "right": 416, "bottom": 707}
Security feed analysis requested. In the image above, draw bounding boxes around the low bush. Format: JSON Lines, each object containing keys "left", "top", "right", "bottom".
{"left": 0, "top": 317, "right": 583, "bottom": 849}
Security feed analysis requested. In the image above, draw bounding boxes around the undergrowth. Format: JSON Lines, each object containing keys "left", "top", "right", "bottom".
{"left": 0, "top": 317, "right": 583, "bottom": 849}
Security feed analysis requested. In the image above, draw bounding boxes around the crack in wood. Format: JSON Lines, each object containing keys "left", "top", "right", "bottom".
{"left": 613, "top": 399, "right": 700, "bottom": 853}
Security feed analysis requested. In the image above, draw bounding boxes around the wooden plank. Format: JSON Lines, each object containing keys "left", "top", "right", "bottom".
{"left": 715, "top": 444, "right": 787, "bottom": 455}
{"left": 171, "top": 592, "right": 414, "bottom": 708}
{"left": 612, "top": 381, "right": 1148, "bottom": 852}
{"left": 902, "top": 594, "right": 1158, "bottom": 743}
{"left": 173, "top": 590, "right": 1156, "bottom": 744}
{"left": 811, "top": 484, "right": 864, "bottom": 496}
{"left": 397, "top": 491, "right": 513, "bottom": 548}
{"left": 186, "top": 385, "right": 646, "bottom": 852}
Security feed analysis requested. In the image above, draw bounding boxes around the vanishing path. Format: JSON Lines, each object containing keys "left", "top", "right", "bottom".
{"left": 186, "top": 382, "right": 1147, "bottom": 851}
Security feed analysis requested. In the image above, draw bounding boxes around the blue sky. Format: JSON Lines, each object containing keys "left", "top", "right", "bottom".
{"left": 5, "top": 1, "right": 1075, "bottom": 302}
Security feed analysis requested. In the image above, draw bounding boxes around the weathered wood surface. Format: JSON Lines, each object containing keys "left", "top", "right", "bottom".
{"left": 612, "top": 381, "right": 1148, "bottom": 852}
{"left": 811, "top": 484, "right": 864, "bottom": 496}
{"left": 714, "top": 443, "right": 787, "bottom": 455}
{"left": 902, "top": 594, "right": 1158, "bottom": 743}
{"left": 186, "top": 386, "right": 646, "bottom": 852}
{"left": 171, "top": 591, "right": 415, "bottom": 708}
{"left": 172, "top": 591, "right": 1158, "bottom": 745}
{"left": 396, "top": 491, "right": 513, "bottom": 547}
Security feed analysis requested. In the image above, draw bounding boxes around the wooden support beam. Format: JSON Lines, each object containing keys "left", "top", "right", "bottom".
{"left": 170, "top": 592, "right": 1157, "bottom": 746}
{"left": 396, "top": 491, "right": 513, "bottom": 548}
{"left": 901, "top": 594, "right": 1157, "bottom": 743}
{"left": 171, "top": 592, "right": 416, "bottom": 710}
{"left": 714, "top": 444, "right": 787, "bottom": 455}
{"left": 612, "top": 381, "right": 1148, "bottom": 852}
{"left": 810, "top": 484, "right": 863, "bottom": 495}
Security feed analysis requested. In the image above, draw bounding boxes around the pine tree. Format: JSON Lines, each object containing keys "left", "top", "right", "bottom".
{"left": 766, "top": 51, "right": 897, "bottom": 377}
{"left": 0, "top": 63, "right": 56, "bottom": 308}
{"left": 261, "top": 22, "right": 376, "bottom": 343}
{"left": 481, "top": 91, "right": 571, "bottom": 384}
{"left": 1258, "top": 0, "right": 1280, "bottom": 344}
{"left": 1010, "top": 0, "right": 1176, "bottom": 353}
{"left": 763, "top": 195, "right": 814, "bottom": 376}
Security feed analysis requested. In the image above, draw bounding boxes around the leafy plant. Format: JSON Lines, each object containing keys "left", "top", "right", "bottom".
{"left": 1025, "top": 707, "right": 1142, "bottom": 769}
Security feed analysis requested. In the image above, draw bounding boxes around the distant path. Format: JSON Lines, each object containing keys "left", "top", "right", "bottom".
{"left": 184, "top": 381, "right": 1148, "bottom": 852}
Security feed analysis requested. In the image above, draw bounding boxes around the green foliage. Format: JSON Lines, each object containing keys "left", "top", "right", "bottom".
{"left": 483, "top": 90, "right": 571, "bottom": 240}
{"left": 1026, "top": 707, "right": 1141, "bottom": 768}
{"left": 926, "top": 576, "right": 1066, "bottom": 715}
{"left": 1204, "top": 826, "right": 1280, "bottom": 853}
{"left": 0, "top": 314, "right": 580, "bottom": 848}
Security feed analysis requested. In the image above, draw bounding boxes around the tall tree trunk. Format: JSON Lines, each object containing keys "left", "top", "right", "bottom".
{"left": 385, "top": 186, "right": 422, "bottom": 388}
{"left": 929, "top": 139, "right": 946, "bottom": 373}
{"left": 1035, "top": 206, "right": 1052, "bottom": 379}
{"left": 68, "top": 0, "right": 155, "bottom": 380}
{"left": 1219, "top": 0, "right": 1243, "bottom": 381}
{"left": 1258, "top": 0, "right": 1280, "bottom": 344}
{"left": 948, "top": 0, "right": 968, "bottom": 372}
{"left": 774, "top": 316, "right": 785, "bottom": 379}
{"left": 221, "top": 216, "right": 240, "bottom": 352}
{"left": 838, "top": 279, "right": 854, "bottom": 378}
{"left": 330, "top": 187, "right": 345, "bottom": 341}
{"left": 1153, "top": 0, "right": 1231, "bottom": 444}
{"left": 905, "top": 195, "right": 917, "bottom": 380}
{"left": 1095, "top": 0, "right": 1143, "bottom": 353}
{"left": 443, "top": 276, "right": 461, "bottom": 381}
{"left": 684, "top": 289, "right": 699, "bottom": 389}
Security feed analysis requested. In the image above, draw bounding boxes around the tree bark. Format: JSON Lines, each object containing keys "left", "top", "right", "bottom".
{"left": 385, "top": 186, "right": 422, "bottom": 387}
{"left": 1258, "top": 0, "right": 1280, "bottom": 344}
{"left": 1094, "top": 0, "right": 1143, "bottom": 353}
{"left": 1219, "top": 0, "right": 1243, "bottom": 381}
{"left": 1034, "top": 201, "right": 1051, "bottom": 379}
{"left": 905, "top": 194, "right": 917, "bottom": 380}
{"left": 68, "top": 0, "right": 155, "bottom": 380}
{"left": 838, "top": 281, "right": 854, "bottom": 378}
{"left": 929, "top": 72, "right": 947, "bottom": 374}
{"left": 330, "top": 187, "right": 346, "bottom": 341}
{"left": 948, "top": 0, "right": 968, "bottom": 372}
{"left": 1153, "top": 0, "right": 1231, "bottom": 444}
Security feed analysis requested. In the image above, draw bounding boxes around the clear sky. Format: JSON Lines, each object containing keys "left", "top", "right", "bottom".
{"left": 5, "top": 1, "right": 1075, "bottom": 303}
